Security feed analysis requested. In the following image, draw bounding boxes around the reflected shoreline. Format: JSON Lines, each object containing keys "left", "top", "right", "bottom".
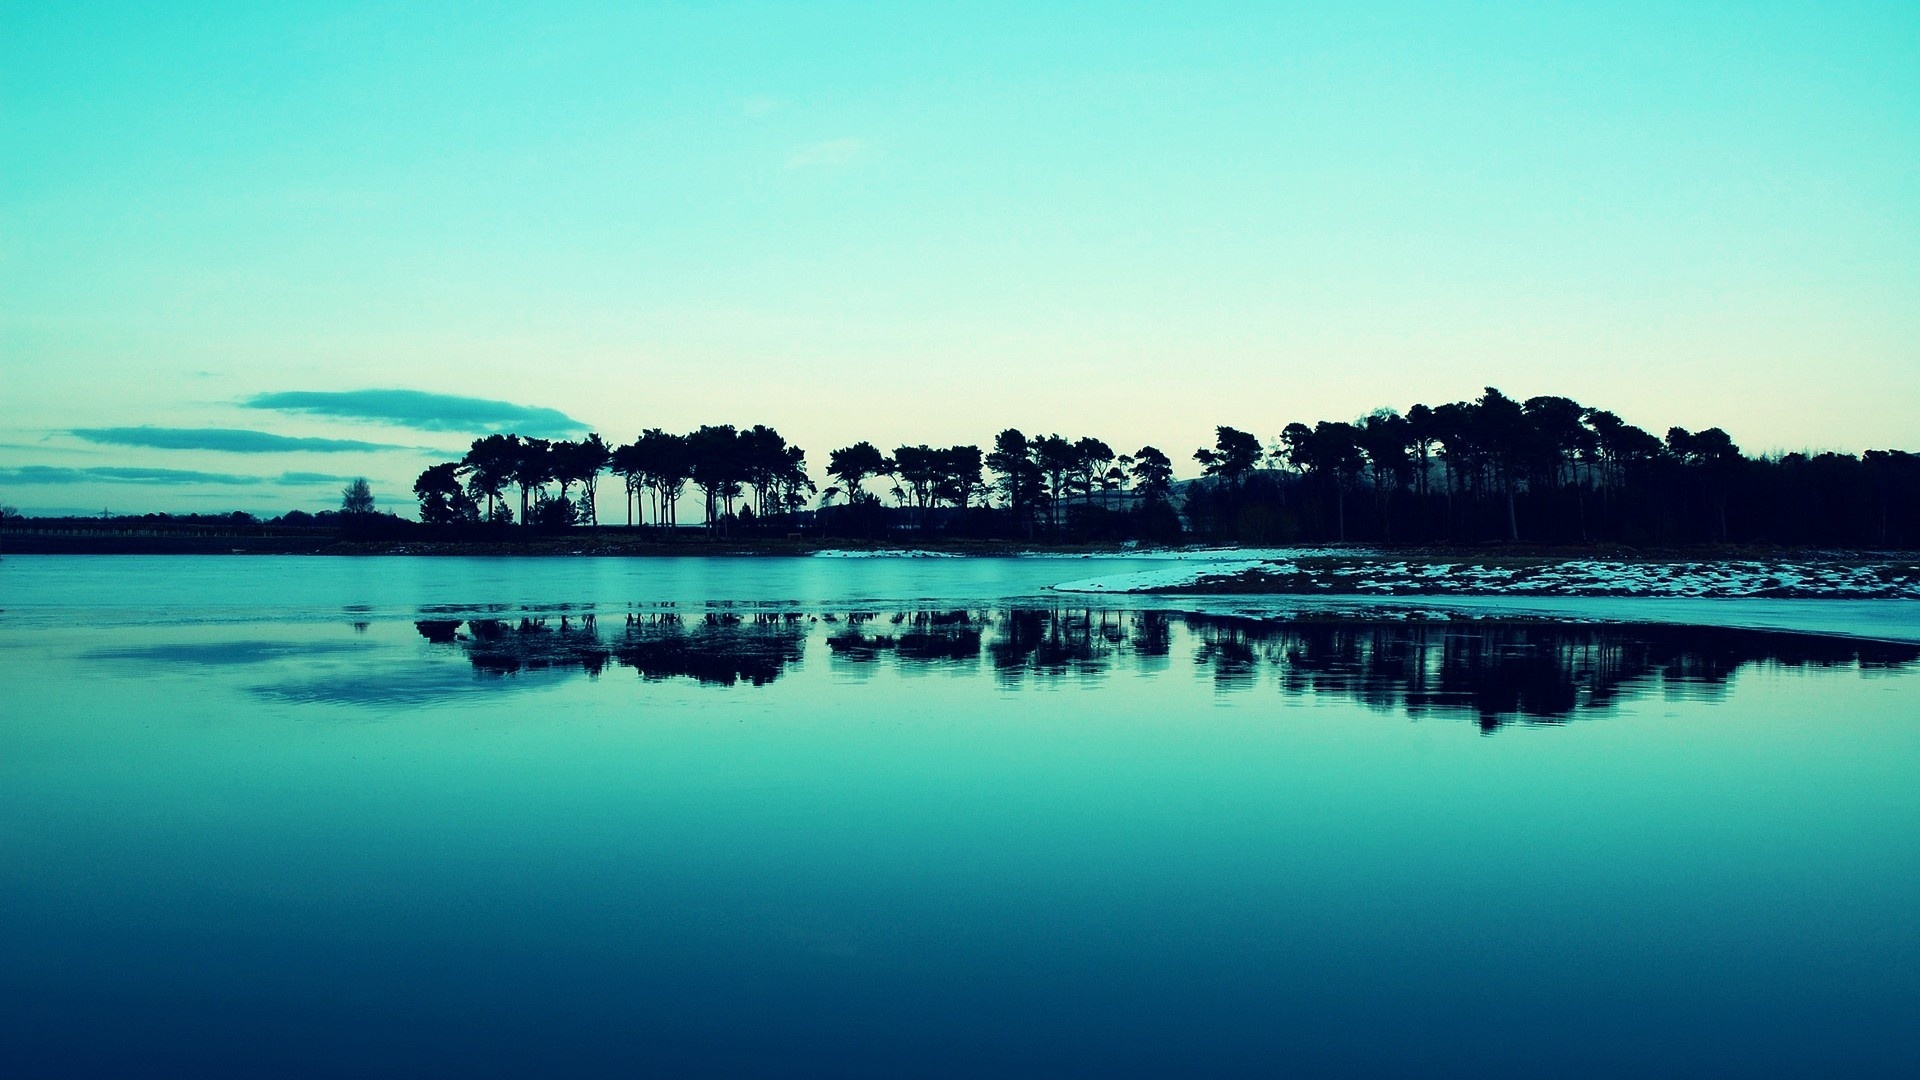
{"left": 409, "top": 607, "right": 1919, "bottom": 730}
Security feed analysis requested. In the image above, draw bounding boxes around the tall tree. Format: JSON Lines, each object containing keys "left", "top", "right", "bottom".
{"left": 1031, "top": 434, "right": 1077, "bottom": 533}
{"left": 1474, "top": 388, "right": 1529, "bottom": 541}
{"left": 1072, "top": 437, "right": 1115, "bottom": 506}
{"left": 1522, "top": 397, "right": 1593, "bottom": 538}
{"left": 1282, "top": 421, "right": 1363, "bottom": 541}
{"left": 1667, "top": 425, "right": 1743, "bottom": 541}
{"left": 1193, "top": 426, "right": 1262, "bottom": 489}
{"left": 825, "top": 441, "right": 889, "bottom": 507}
{"left": 573, "top": 433, "right": 612, "bottom": 525}
{"left": 340, "top": 477, "right": 376, "bottom": 517}
{"left": 892, "top": 445, "right": 946, "bottom": 530}
{"left": 414, "top": 463, "right": 478, "bottom": 524}
{"left": 1127, "top": 446, "right": 1174, "bottom": 502}
{"left": 1355, "top": 410, "right": 1411, "bottom": 542}
{"left": 687, "top": 425, "right": 745, "bottom": 528}
{"left": 1405, "top": 403, "right": 1437, "bottom": 497}
{"left": 508, "top": 435, "right": 551, "bottom": 527}
{"left": 631, "top": 428, "right": 692, "bottom": 526}
{"left": 765, "top": 443, "right": 814, "bottom": 523}
{"left": 1315, "top": 421, "right": 1366, "bottom": 541}
{"left": 460, "top": 434, "right": 516, "bottom": 523}
{"left": 938, "top": 445, "right": 985, "bottom": 510}
{"left": 986, "top": 429, "right": 1040, "bottom": 536}
{"left": 609, "top": 439, "right": 645, "bottom": 526}
{"left": 738, "top": 425, "right": 792, "bottom": 519}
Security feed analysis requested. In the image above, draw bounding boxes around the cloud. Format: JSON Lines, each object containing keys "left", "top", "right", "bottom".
{"left": 70, "top": 426, "right": 413, "bottom": 454}
{"left": 244, "top": 389, "right": 587, "bottom": 437}
{"left": 274, "top": 471, "right": 357, "bottom": 486}
{"left": 0, "top": 465, "right": 260, "bottom": 486}
{"left": 785, "top": 137, "right": 865, "bottom": 169}
{"left": 0, "top": 466, "right": 354, "bottom": 487}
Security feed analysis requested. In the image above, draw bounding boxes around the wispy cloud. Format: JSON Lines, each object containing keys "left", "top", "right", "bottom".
{"left": 70, "top": 426, "right": 414, "bottom": 454}
{"left": 785, "top": 137, "right": 865, "bottom": 170}
{"left": 0, "top": 465, "right": 353, "bottom": 487}
{"left": 272, "top": 471, "right": 359, "bottom": 486}
{"left": 244, "top": 389, "right": 587, "bottom": 438}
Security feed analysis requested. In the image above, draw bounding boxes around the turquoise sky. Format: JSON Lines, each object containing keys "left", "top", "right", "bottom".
{"left": 3, "top": 1, "right": 1916, "bottom": 515}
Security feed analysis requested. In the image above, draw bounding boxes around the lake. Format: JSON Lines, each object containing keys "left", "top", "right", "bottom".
{"left": 3, "top": 555, "right": 1918, "bottom": 1077}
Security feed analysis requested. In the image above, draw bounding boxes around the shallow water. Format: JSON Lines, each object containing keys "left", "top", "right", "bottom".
{"left": 3, "top": 557, "right": 1919, "bottom": 1077}
{"left": 0, "top": 553, "right": 1112, "bottom": 624}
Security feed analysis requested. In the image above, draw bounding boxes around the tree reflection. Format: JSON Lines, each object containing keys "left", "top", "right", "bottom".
{"left": 1184, "top": 614, "right": 1915, "bottom": 729}
{"left": 416, "top": 611, "right": 805, "bottom": 686}
{"left": 415, "top": 608, "right": 1917, "bottom": 727}
{"left": 827, "top": 610, "right": 984, "bottom": 668}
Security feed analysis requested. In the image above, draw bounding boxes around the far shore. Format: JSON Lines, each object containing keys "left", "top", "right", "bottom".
{"left": 1, "top": 528, "right": 1130, "bottom": 558}
{"left": 4, "top": 524, "right": 1917, "bottom": 567}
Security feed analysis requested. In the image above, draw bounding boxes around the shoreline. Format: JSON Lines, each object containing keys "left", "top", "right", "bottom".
{"left": 1051, "top": 554, "right": 1920, "bottom": 602}
{"left": 5, "top": 527, "right": 1916, "bottom": 563}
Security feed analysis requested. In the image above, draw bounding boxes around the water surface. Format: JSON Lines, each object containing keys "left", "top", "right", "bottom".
{"left": 3, "top": 557, "right": 1917, "bottom": 1077}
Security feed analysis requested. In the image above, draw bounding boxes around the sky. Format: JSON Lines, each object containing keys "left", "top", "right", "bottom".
{"left": 3, "top": 0, "right": 1916, "bottom": 516}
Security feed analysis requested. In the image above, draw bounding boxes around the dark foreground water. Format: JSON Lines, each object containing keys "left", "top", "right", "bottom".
{"left": 3, "top": 558, "right": 1919, "bottom": 1077}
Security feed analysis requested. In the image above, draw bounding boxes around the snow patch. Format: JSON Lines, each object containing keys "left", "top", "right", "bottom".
{"left": 812, "top": 549, "right": 962, "bottom": 559}
{"left": 1052, "top": 556, "right": 1920, "bottom": 603}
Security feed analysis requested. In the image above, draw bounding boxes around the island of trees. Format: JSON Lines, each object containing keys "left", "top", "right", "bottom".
{"left": 6, "top": 387, "right": 1913, "bottom": 551}
{"left": 394, "top": 388, "right": 1920, "bottom": 549}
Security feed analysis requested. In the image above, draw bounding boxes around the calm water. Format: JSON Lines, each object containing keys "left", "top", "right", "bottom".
{"left": 3, "top": 556, "right": 1919, "bottom": 1077}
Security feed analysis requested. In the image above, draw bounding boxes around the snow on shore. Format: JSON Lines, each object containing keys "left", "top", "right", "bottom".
{"left": 812, "top": 549, "right": 962, "bottom": 559}
{"left": 1031, "top": 545, "right": 1380, "bottom": 562}
{"left": 1168, "top": 595, "right": 1920, "bottom": 645}
{"left": 1053, "top": 557, "right": 1920, "bottom": 601}
{"left": 1050, "top": 559, "right": 1271, "bottom": 592}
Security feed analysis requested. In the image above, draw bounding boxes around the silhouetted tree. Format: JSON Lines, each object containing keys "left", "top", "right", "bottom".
{"left": 340, "top": 477, "right": 376, "bottom": 516}
{"left": 1666, "top": 425, "right": 1743, "bottom": 541}
{"left": 687, "top": 425, "right": 745, "bottom": 529}
{"left": 987, "top": 429, "right": 1041, "bottom": 537}
{"left": 1475, "top": 388, "right": 1529, "bottom": 541}
{"left": 1522, "top": 396, "right": 1594, "bottom": 540}
{"left": 739, "top": 425, "right": 806, "bottom": 523}
{"left": 545, "top": 434, "right": 610, "bottom": 526}
{"left": 762, "top": 440, "right": 815, "bottom": 524}
{"left": 609, "top": 438, "right": 645, "bottom": 526}
{"left": 890, "top": 445, "right": 941, "bottom": 529}
{"left": 1072, "top": 437, "right": 1115, "bottom": 506}
{"left": 1355, "top": 410, "right": 1411, "bottom": 541}
{"left": 1406, "top": 403, "right": 1437, "bottom": 498}
{"left": 938, "top": 445, "right": 985, "bottom": 510}
{"left": 1312, "top": 421, "right": 1365, "bottom": 541}
{"left": 1193, "top": 426, "right": 1262, "bottom": 490}
{"left": 414, "top": 463, "right": 478, "bottom": 524}
{"left": 1128, "top": 446, "right": 1174, "bottom": 501}
{"left": 1863, "top": 450, "right": 1920, "bottom": 546}
{"left": 508, "top": 435, "right": 551, "bottom": 526}
{"left": 825, "top": 441, "right": 889, "bottom": 507}
{"left": 632, "top": 428, "right": 692, "bottom": 527}
{"left": 1031, "top": 434, "right": 1077, "bottom": 533}
{"left": 460, "top": 434, "right": 516, "bottom": 523}
{"left": 574, "top": 433, "right": 612, "bottom": 524}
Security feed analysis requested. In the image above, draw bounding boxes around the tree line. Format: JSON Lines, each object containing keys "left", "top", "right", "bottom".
{"left": 411, "top": 388, "right": 1920, "bottom": 547}
{"left": 1185, "top": 387, "right": 1920, "bottom": 547}
{"left": 412, "top": 426, "right": 1186, "bottom": 540}
{"left": 414, "top": 426, "right": 812, "bottom": 532}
